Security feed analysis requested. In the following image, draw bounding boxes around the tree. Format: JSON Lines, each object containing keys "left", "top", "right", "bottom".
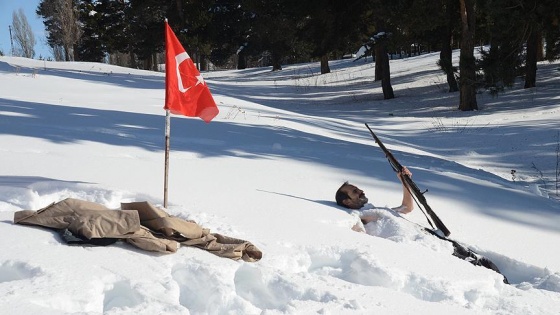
{"left": 76, "top": 0, "right": 105, "bottom": 62}
{"left": 75, "top": 0, "right": 130, "bottom": 63}
{"left": 381, "top": 0, "right": 459, "bottom": 93}
{"left": 243, "top": 0, "right": 302, "bottom": 71}
{"left": 522, "top": 0, "right": 560, "bottom": 88}
{"left": 478, "top": 0, "right": 560, "bottom": 92}
{"left": 458, "top": 0, "right": 478, "bottom": 111}
{"left": 438, "top": 0, "right": 459, "bottom": 92}
{"left": 359, "top": 30, "right": 396, "bottom": 100}
{"left": 478, "top": 0, "right": 525, "bottom": 92}
{"left": 172, "top": 0, "right": 216, "bottom": 71}
{"left": 12, "top": 9, "right": 36, "bottom": 58}
{"left": 367, "top": 1, "right": 398, "bottom": 100}
{"left": 298, "top": 0, "right": 366, "bottom": 74}
{"left": 37, "top": 0, "right": 82, "bottom": 61}
{"left": 205, "top": 0, "right": 252, "bottom": 69}
{"left": 524, "top": 28, "right": 539, "bottom": 89}
{"left": 126, "top": 0, "right": 168, "bottom": 70}
{"left": 544, "top": 19, "right": 560, "bottom": 60}
{"left": 373, "top": 30, "right": 394, "bottom": 99}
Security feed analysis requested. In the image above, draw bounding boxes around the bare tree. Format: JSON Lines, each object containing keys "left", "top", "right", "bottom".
{"left": 12, "top": 8, "right": 36, "bottom": 58}
{"left": 50, "top": 45, "right": 65, "bottom": 61}
{"left": 37, "top": 0, "right": 82, "bottom": 61}
{"left": 57, "top": 0, "right": 81, "bottom": 61}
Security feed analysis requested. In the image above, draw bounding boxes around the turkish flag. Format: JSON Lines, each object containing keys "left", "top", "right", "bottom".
{"left": 164, "top": 22, "right": 218, "bottom": 122}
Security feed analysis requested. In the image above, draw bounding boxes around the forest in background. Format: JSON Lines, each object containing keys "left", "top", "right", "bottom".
{"left": 7, "top": 0, "right": 560, "bottom": 110}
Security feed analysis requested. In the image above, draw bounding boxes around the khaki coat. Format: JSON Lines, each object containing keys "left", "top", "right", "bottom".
{"left": 14, "top": 198, "right": 262, "bottom": 262}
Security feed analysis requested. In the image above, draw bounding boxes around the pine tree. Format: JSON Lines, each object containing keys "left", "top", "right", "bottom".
{"left": 127, "top": 0, "right": 168, "bottom": 70}
{"left": 205, "top": 0, "right": 252, "bottom": 69}
{"left": 478, "top": 0, "right": 525, "bottom": 92}
{"left": 298, "top": 0, "right": 367, "bottom": 74}
{"left": 522, "top": 0, "right": 560, "bottom": 88}
{"left": 243, "top": 0, "right": 302, "bottom": 71}
{"left": 76, "top": 0, "right": 105, "bottom": 62}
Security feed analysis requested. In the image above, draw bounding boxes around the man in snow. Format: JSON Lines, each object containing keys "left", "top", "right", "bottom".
{"left": 335, "top": 167, "right": 509, "bottom": 284}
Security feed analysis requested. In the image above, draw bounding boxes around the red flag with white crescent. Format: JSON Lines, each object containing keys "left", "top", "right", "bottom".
{"left": 164, "top": 22, "right": 218, "bottom": 122}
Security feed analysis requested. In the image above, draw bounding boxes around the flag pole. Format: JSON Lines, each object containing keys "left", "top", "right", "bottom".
{"left": 163, "top": 109, "right": 171, "bottom": 208}
{"left": 163, "top": 18, "right": 219, "bottom": 208}
{"left": 163, "top": 18, "right": 170, "bottom": 208}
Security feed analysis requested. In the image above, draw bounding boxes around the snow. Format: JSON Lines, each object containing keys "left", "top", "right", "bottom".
{"left": 1, "top": 52, "right": 560, "bottom": 314}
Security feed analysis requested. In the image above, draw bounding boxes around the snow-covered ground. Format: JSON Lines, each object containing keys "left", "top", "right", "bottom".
{"left": 1, "top": 51, "right": 559, "bottom": 314}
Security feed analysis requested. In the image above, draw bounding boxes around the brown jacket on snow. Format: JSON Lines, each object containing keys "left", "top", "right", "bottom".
{"left": 13, "top": 198, "right": 262, "bottom": 262}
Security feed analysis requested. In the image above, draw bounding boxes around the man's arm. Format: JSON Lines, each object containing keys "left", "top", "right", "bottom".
{"left": 394, "top": 166, "right": 414, "bottom": 213}
{"left": 352, "top": 213, "right": 381, "bottom": 232}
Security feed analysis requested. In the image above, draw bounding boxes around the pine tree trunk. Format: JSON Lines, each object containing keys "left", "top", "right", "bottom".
{"left": 143, "top": 57, "right": 152, "bottom": 71}
{"left": 64, "top": 45, "right": 70, "bottom": 61}
{"left": 128, "top": 51, "right": 137, "bottom": 69}
{"left": 536, "top": 31, "right": 544, "bottom": 62}
{"left": 201, "top": 55, "right": 208, "bottom": 71}
{"left": 271, "top": 51, "right": 282, "bottom": 71}
{"left": 441, "top": 0, "right": 458, "bottom": 92}
{"left": 375, "top": 43, "right": 394, "bottom": 99}
{"left": 193, "top": 51, "right": 198, "bottom": 70}
{"left": 458, "top": 0, "right": 478, "bottom": 111}
{"left": 374, "top": 48, "right": 381, "bottom": 81}
{"left": 524, "top": 29, "right": 538, "bottom": 89}
{"left": 320, "top": 54, "right": 330, "bottom": 74}
{"left": 440, "top": 47, "right": 458, "bottom": 92}
{"left": 73, "top": 45, "right": 78, "bottom": 62}
{"left": 237, "top": 51, "right": 247, "bottom": 69}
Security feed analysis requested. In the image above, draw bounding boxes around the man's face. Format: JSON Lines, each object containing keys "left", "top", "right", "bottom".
{"left": 343, "top": 184, "right": 368, "bottom": 209}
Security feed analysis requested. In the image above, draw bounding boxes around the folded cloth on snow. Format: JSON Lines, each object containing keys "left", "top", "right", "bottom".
{"left": 13, "top": 198, "right": 262, "bottom": 262}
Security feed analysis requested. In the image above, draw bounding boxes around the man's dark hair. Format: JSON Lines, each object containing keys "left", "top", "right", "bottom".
{"left": 335, "top": 181, "right": 350, "bottom": 208}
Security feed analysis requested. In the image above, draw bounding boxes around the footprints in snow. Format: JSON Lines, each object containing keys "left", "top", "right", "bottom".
{"left": 170, "top": 261, "right": 347, "bottom": 313}
{"left": 3, "top": 247, "right": 557, "bottom": 313}
{"left": 0, "top": 260, "right": 42, "bottom": 283}
{"left": 0, "top": 260, "right": 144, "bottom": 313}
{"left": 102, "top": 280, "right": 143, "bottom": 312}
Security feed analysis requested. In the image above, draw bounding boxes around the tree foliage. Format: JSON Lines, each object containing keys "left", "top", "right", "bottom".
{"left": 298, "top": 0, "right": 369, "bottom": 74}
{"left": 33, "top": 0, "right": 560, "bottom": 110}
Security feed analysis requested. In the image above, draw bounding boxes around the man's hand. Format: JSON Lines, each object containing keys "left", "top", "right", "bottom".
{"left": 397, "top": 166, "right": 412, "bottom": 182}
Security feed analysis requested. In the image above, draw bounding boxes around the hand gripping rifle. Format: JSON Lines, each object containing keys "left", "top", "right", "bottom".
{"left": 365, "top": 123, "right": 451, "bottom": 237}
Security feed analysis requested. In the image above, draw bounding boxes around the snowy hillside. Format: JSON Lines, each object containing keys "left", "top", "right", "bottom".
{"left": 1, "top": 52, "right": 559, "bottom": 314}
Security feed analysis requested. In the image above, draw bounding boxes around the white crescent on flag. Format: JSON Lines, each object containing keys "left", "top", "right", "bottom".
{"left": 175, "top": 52, "right": 205, "bottom": 93}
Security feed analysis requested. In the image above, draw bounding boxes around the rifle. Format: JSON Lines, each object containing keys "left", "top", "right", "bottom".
{"left": 365, "top": 123, "right": 451, "bottom": 237}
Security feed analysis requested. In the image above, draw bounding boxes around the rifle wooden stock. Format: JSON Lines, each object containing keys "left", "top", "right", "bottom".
{"left": 365, "top": 123, "right": 451, "bottom": 237}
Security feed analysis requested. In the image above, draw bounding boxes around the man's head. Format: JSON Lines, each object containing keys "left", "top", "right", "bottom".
{"left": 335, "top": 182, "right": 368, "bottom": 209}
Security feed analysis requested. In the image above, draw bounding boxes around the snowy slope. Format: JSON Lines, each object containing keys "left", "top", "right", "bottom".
{"left": 1, "top": 53, "right": 559, "bottom": 314}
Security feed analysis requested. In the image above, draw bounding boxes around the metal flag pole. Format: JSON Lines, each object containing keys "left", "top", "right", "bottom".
{"left": 163, "top": 17, "right": 170, "bottom": 208}
{"left": 163, "top": 109, "right": 171, "bottom": 208}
